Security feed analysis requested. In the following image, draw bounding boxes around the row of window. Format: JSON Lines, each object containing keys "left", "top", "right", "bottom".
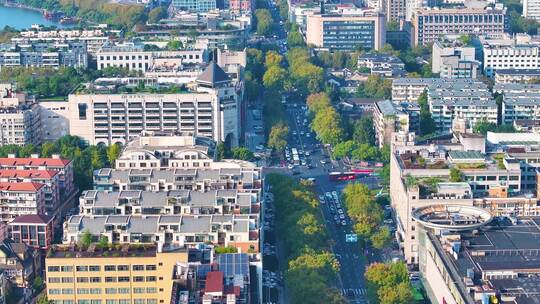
{"left": 48, "top": 276, "right": 158, "bottom": 283}
{"left": 51, "top": 300, "right": 158, "bottom": 304}
{"left": 50, "top": 287, "right": 157, "bottom": 295}
{"left": 48, "top": 264, "right": 157, "bottom": 272}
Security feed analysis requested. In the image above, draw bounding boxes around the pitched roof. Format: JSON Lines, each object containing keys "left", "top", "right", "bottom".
{"left": 0, "top": 182, "right": 45, "bottom": 192}
{"left": 0, "top": 157, "right": 71, "bottom": 167}
{"left": 196, "top": 62, "right": 230, "bottom": 85}
{"left": 0, "top": 169, "right": 59, "bottom": 179}
{"left": 205, "top": 271, "right": 224, "bottom": 293}
{"left": 10, "top": 214, "right": 53, "bottom": 224}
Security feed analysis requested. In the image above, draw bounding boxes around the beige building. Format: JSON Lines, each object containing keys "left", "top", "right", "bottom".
{"left": 411, "top": 5, "right": 507, "bottom": 46}
{"left": 385, "top": 0, "right": 406, "bottom": 21}
{"left": 306, "top": 11, "right": 386, "bottom": 51}
{"left": 46, "top": 244, "right": 188, "bottom": 304}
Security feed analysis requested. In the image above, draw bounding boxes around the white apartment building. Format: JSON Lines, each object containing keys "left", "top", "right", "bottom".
{"left": 391, "top": 78, "right": 479, "bottom": 103}
{"left": 97, "top": 43, "right": 208, "bottom": 72}
{"left": 432, "top": 39, "right": 479, "bottom": 78}
{"left": 502, "top": 94, "right": 540, "bottom": 125}
{"left": 66, "top": 63, "right": 240, "bottom": 147}
{"left": 0, "top": 88, "right": 41, "bottom": 146}
{"left": 481, "top": 34, "right": 540, "bottom": 77}
{"left": 0, "top": 182, "right": 46, "bottom": 222}
{"left": 523, "top": 0, "right": 540, "bottom": 21}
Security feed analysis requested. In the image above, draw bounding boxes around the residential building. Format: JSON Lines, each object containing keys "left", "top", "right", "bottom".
{"left": 289, "top": 4, "right": 320, "bottom": 30}
{"left": 229, "top": 0, "right": 253, "bottom": 14}
{"left": 0, "top": 169, "right": 60, "bottom": 213}
{"left": 494, "top": 69, "right": 540, "bottom": 83}
{"left": 97, "top": 43, "right": 208, "bottom": 72}
{"left": 0, "top": 41, "right": 88, "bottom": 69}
{"left": 427, "top": 81, "right": 496, "bottom": 132}
{"left": 391, "top": 78, "right": 479, "bottom": 103}
{"left": 8, "top": 214, "right": 54, "bottom": 250}
{"left": 0, "top": 239, "right": 40, "bottom": 289}
{"left": 171, "top": 0, "right": 218, "bottom": 12}
{"left": 63, "top": 214, "right": 259, "bottom": 253}
{"left": 357, "top": 53, "right": 405, "bottom": 77}
{"left": 0, "top": 182, "right": 45, "bottom": 223}
{"left": 411, "top": 5, "right": 507, "bottom": 46}
{"left": 45, "top": 244, "right": 188, "bottom": 304}
{"left": 0, "top": 103, "right": 41, "bottom": 147}
{"left": 432, "top": 39, "right": 479, "bottom": 78}
{"left": 502, "top": 94, "right": 540, "bottom": 125}
{"left": 0, "top": 154, "right": 75, "bottom": 197}
{"left": 384, "top": 0, "right": 406, "bottom": 21}
{"left": 67, "top": 63, "right": 241, "bottom": 146}
{"left": 373, "top": 100, "right": 417, "bottom": 147}
{"left": 524, "top": 0, "right": 540, "bottom": 21}
{"left": 305, "top": 10, "right": 386, "bottom": 51}
{"left": 481, "top": 34, "right": 540, "bottom": 77}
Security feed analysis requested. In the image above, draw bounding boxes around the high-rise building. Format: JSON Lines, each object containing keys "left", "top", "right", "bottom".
{"left": 411, "top": 5, "right": 507, "bottom": 46}
{"left": 384, "top": 0, "right": 406, "bottom": 21}
{"left": 305, "top": 10, "right": 386, "bottom": 51}
{"left": 481, "top": 34, "right": 540, "bottom": 78}
{"left": 524, "top": 0, "right": 540, "bottom": 21}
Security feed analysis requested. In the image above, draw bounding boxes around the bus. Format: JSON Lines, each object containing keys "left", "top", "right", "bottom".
{"left": 291, "top": 148, "right": 300, "bottom": 165}
{"left": 351, "top": 169, "right": 374, "bottom": 175}
{"left": 329, "top": 171, "right": 371, "bottom": 181}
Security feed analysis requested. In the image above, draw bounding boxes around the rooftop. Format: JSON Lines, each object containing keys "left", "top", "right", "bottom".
{"left": 0, "top": 182, "right": 44, "bottom": 192}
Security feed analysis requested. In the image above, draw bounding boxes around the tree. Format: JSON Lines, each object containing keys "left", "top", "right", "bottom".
{"left": 351, "top": 144, "right": 379, "bottom": 161}
{"left": 342, "top": 183, "right": 384, "bottom": 239}
{"left": 41, "top": 142, "right": 59, "bottom": 157}
{"left": 371, "top": 227, "right": 392, "bottom": 249}
{"left": 306, "top": 92, "right": 332, "bottom": 114}
{"left": 214, "top": 246, "right": 238, "bottom": 254}
{"left": 332, "top": 140, "right": 357, "bottom": 159}
{"left": 216, "top": 142, "right": 227, "bottom": 160}
{"left": 80, "top": 229, "right": 93, "bottom": 248}
{"left": 287, "top": 25, "right": 305, "bottom": 48}
{"left": 231, "top": 147, "right": 254, "bottom": 160}
{"left": 365, "top": 261, "right": 412, "bottom": 304}
{"left": 98, "top": 235, "right": 109, "bottom": 249}
{"left": 265, "top": 51, "right": 283, "bottom": 67}
{"left": 449, "top": 167, "right": 463, "bottom": 182}
{"left": 166, "top": 40, "right": 183, "bottom": 50}
{"left": 357, "top": 75, "right": 392, "bottom": 99}
{"left": 312, "top": 107, "right": 344, "bottom": 145}
{"left": 255, "top": 9, "right": 273, "bottom": 37}
{"left": 268, "top": 123, "right": 289, "bottom": 152}
{"left": 36, "top": 294, "right": 52, "bottom": 304}
{"left": 263, "top": 65, "right": 287, "bottom": 89}
{"left": 386, "top": 20, "right": 399, "bottom": 31}
{"left": 107, "top": 143, "right": 122, "bottom": 166}
{"left": 33, "top": 276, "right": 44, "bottom": 291}
{"left": 353, "top": 116, "right": 376, "bottom": 145}
{"left": 147, "top": 6, "right": 167, "bottom": 23}
{"left": 418, "top": 91, "right": 436, "bottom": 135}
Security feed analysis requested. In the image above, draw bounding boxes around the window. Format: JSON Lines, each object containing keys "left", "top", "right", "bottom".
{"left": 48, "top": 266, "right": 60, "bottom": 272}
{"left": 133, "top": 265, "right": 144, "bottom": 271}
{"left": 133, "top": 287, "right": 145, "bottom": 293}
{"left": 118, "top": 276, "right": 130, "bottom": 282}
{"left": 90, "top": 277, "right": 101, "bottom": 283}
{"left": 90, "top": 288, "right": 101, "bottom": 294}
{"left": 78, "top": 300, "right": 90, "bottom": 304}
{"left": 78, "top": 103, "right": 88, "bottom": 120}
{"left": 119, "top": 300, "right": 130, "bottom": 304}
{"left": 146, "top": 265, "right": 156, "bottom": 271}
{"left": 147, "top": 300, "right": 157, "bottom": 304}
{"left": 62, "top": 288, "right": 74, "bottom": 294}
{"left": 91, "top": 301, "right": 102, "bottom": 304}
{"left": 133, "top": 276, "right": 144, "bottom": 282}
{"left": 104, "top": 265, "right": 116, "bottom": 271}
{"left": 510, "top": 175, "right": 520, "bottom": 180}
{"left": 62, "top": 277, "right": 74, "bottom": 283}
{"left": 106, "top": 301, "right": 118, "bottom": 304}
{"left": 105, "top": 277, "right": 117, "bottom": 283}
{"left": 61, "top": 266, "right": 73, "bottom": 272}
{"left": 146, "top": 276, "right": 157, "bottom": 282}
{"left": 49, "top": 289, "right": 61, "bottom": 295}
{"left": 117, "top": 265, "right": 129, "bottom": 271}
{"left": 146, "top": 287, "right": 157, "bottom": 293}
{"left": 134, "top": 300, "right": 145, "bottom": 304}
{"left": 105, "top": 288, "right": 117, "bottom": 294}
{"left": 76, "top": 277, "right": 89, "bottom": 283}
{"left": 89, "top": 265, "right": 100, "bottom": 271}
{"left": 118, "top": 288, "right": 130, "bottom": 294}
{"left": 48, "top": 277, "right": 61, "bottom": 283}
{"left": 77, "top": 288, "right": 89, "bottom": 294}
{"left": 76, "top": 266, "right": 88, "bottom": 272}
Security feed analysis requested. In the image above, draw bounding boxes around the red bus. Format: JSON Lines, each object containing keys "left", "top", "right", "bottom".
{"left": 329, "top": 171, "right": 372, "bottom": 181}
{"left": 350, "top": 169, "right": 374, "bottom": 174}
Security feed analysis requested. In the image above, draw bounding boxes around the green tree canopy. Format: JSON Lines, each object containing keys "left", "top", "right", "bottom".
{"left": 353, "top": 116, "right": 376, "bottom": 145}
{"left": 231, "top": 147, "right": 254, "bottom": 160}
{"left": 268, "top": 122, "right": 289, "bottom": 152}
{"left": 311, "top": 107, "right": 344, "bottom": 145}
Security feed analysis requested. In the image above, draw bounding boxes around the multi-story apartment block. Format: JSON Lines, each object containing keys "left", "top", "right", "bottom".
{"left": 391, "top": 78, "right": 479, "bottom": 103}
{"left": 495, "top": 68, "right": 540, "bottom": 84}
{"left": 229, "top": 0, "right": 253, "bottom": 14}
{"left": 432, "top": 39, "right": 479, "bottom": 78}
{"left": 384, "top": 0, "right": 406, "bottom": 21}
{"left": 0, "top": 41, "right": 88, "bottom": 68}
{"left": 0, "top": 154, "right": 75, "bottom": 196}
{"left": 114, "top": 133, "right": 217, "bottom": 170}
{"left": 78, "top": 188, "right": 260, "bottom": 217}
{"left": 502, "top": 94, "right": 540, "bottom": 125}
{"left": 524, "top": 0, "right": 540, "bottom": 21}
{"left": 305, "top": 10, "right": 386, "bottom": 51}
{"left": 46, "top": 244, "right": 188, "bottom": 304}
{"left": 373, "top": 100, "right": 417, "bottom": 147}
{"left": 171, "top": 0, "right": 217, "bottom": 12}
{"left": 8, "top": 214, "right": 54, "bottom": 250}
{"left": 97, "top": 43, "right": 207, "bottom": 72}
{"left": 481, "top": 34, "right": 540, "bottom": 77}
{"left": 0, "top": 103, "right": 41, "bottom": 147}
{"left": 0, "top": 170, "right": 60, "bottom": 213}
{"left": 93, "top": 167, "right": 262, "bottom": 192}
{"left": 67, "top": 63, "right": 240, "bottom": 146}
{"left": 0, "top": 182, "right": 45, "bottom": 222}
{"left": 411, "top": 5, "right": 507, "bottom": 46}
{"left": 357, "top": 53, "right": 405, "bottom": 77}
{"left": 428, "top": 81, "right": 497, "bottom": 132}
{"left": 63, "top": 214, "right": 259, "bottom": 253}
{"left": 0, "top": 239, "right": 41, "bottom": 288}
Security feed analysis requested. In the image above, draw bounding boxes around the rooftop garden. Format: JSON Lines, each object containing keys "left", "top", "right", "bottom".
{"left": 492, "top": 153, "right": 507, "bottom": 170}
{"left": 454, "top": 163, "right": 487, "bottom": 170}
{"left": 47, "top": 243, "right": 157, "bottom": 258}
{"left": 400, "top": 153, "right": 448, "bottom": 169}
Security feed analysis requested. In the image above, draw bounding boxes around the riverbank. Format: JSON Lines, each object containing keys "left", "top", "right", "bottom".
{"left": 1, "top": 1, "right": 45, "bottom": 14}
{"left": 0, "top": 4, "right": 65, "bottom": 30}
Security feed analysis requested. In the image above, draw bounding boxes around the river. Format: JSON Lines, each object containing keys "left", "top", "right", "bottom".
{"left": 0, "top": 5, "right": 68, "bottom": 30}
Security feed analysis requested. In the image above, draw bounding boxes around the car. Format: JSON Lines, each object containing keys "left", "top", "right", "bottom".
{"left": 334, "top": 215, "right": 339, "bottom": 221}
{"left": 337, "top": 209, "right": 344, "bottom": 215}
{"left": 292, "top": 131, "right": 297, "bottom": 135}
{"left": 320, "top": 159, "right": 327, "bottom": 164}
{"left": 301, "top": 160, "right": 306, "bottom": 166}
{"left": 287, "top": 164, "right": 294, "bottom": 170}
{"left": 332, "top": 191, "right": 337, "bottom": 197}
{"left": 319, "top": 195, "right": 325, "bottom": 201}
{"left": 325, "top": 192, "right": 332, "bottom": 199}
{"left": 341, "top": 220, "right": 347, "bottom": 226}
{"left": 305, "top": 151, "right": 310, "bottom": 156}
{"left": 384, "top": 219, "right": 394, "bottom": 225}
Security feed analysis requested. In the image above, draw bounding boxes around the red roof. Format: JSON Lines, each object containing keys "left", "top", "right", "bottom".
{"left": 0, "top": 157, "right": 71, "bottom": 167}
{"left": 0, "top": 169, "right": 58, "bottom": 179}
{"left": 10, "top": 214, "right": 53, "bottom": 224}
{"left": 0, "top": 182, "right": 44, "bottom": 192}
{"left": 224, "top": 285, "right": 241, "bottom": 297}
{"left": 205, "top": 271, "right": 224, "bottom": 293}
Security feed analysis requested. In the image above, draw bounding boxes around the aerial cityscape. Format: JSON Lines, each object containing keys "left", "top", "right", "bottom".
{"left": 0, "top": 0, "right": 538, "bottom": 302}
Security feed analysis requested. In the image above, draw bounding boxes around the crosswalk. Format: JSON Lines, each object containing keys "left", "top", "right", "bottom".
{"left": 341, "top": 288, "right": 367, "bottom": 297}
